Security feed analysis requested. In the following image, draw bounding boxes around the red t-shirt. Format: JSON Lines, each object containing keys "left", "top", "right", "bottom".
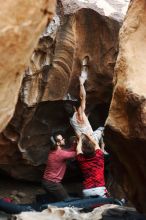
{"left": 43, "top": 148, "right": 76, "bottom": 183}
{"left": 77, "top": 149, "right": 105, "bottom": 189}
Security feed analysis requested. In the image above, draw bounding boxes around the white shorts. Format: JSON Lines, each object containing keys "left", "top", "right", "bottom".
{"left": 92, "top": 127, "right": 104, "bottom": 144}
{"left": 83, "top": 186, "right": 107, "bottom": 198}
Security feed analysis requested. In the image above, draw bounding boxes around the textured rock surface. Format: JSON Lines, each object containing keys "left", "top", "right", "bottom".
{"left": 42, "top": 8, "right": 120, "bottom": 103}
{"left": 20, "top": 7, "right": 120, "bottom": 106}
{"left": 0, "top": 5, "right": 120, "bottom": 180}
{"left": 105, "top": 0, "right": 146, "bottom": 213}
{"left": 14, "top": 205, "right": 146, "bottom": 220}
{"left": 62, "top": 0, "right": 130, "bottom": 22}
{"left": 0, "top": 0, "right": 56, "bottom": 132}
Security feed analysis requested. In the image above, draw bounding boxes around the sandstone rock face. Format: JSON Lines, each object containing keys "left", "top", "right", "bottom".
{"left": 22, "top": 8, "right": 120, "bottom": 105}
{"left": 0, "top": 0, "right": 56, "bottom": 132}
{"left": 0, "top": 2, "right": 120, "bottom": 181}
{"left": 105, "top": 0, "right": 146, "bottom": 213}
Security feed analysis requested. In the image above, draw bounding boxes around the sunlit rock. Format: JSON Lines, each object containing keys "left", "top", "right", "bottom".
{"left": 0, "top": 0, "right": 56, "bottom": 132}
{"left": 62, "top": 0, "right": 130, "bottom": 22}
{"left": 14, "top": 204, "right": 145, "bottom": 220}
{"left": 105, "top": 0, "right": 146, "bottom": 213}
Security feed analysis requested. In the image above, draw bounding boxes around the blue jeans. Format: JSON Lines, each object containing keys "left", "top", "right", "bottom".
{"left": 0, "top": 199, "right": 33, "bottom": 214}
{"left": 40, "top": 196, "right": 116, "bottom": 211}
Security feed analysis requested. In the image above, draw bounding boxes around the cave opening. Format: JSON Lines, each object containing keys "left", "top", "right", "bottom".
{"left": 0, "top": 99, "right": 111, "bottom": 205}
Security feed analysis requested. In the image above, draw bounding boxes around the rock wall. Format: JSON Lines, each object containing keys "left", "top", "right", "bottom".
{"left": 105, "top": 0, "right": 146, "bottom": 213}
{"left": 21, "top": 8, "right": 120, "bottom": 105}
{"left": 0, "top": 4, "right": 120, "bottom": 180}
{"left": 0, "top": 0, "right": 56, "bottom": 132}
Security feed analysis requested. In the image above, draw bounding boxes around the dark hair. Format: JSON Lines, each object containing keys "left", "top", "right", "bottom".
{"left": 49, "top": 133, "right": 62, "bottom": 151}
{"left": 50, "top": 142, "right": 57, "bottom": 151}
{"left": 53, "top": 133, "right": 64, "bottom": 142}
{"left": 68, "top": 136, "right": 78, "bottom": 145}
{"left": 64, "top": 101, "right": 81, "bottom": 117}
{"left": 81, "top": 135, "right": 96, "bottom": 157}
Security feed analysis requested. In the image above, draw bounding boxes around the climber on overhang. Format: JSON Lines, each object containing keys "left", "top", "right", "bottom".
{"left": 64, "top": 56, "right": 104, "bottom": 144}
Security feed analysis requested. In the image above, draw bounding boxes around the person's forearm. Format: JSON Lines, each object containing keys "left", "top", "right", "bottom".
{"left": 76, "top": 137, "right": 82, "bottom": 155}
{"left": 80, "top": 83, "right": 86, "bottom": 99}
{"left": 80, "top": 83, "right": 86, "bottom": 111}
{"left": 85, "top": 133, "right": 100, "bottom": 150}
